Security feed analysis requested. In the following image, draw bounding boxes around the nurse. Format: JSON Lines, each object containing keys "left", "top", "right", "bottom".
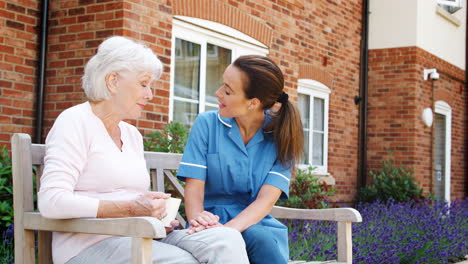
{"left": 177, "top": 55, "right": 304, "bottom": 263}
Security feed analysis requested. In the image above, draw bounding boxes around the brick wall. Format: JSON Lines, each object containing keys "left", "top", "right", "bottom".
{"left": 3, "top": 0, "right": 466, "bottom": 201}
{"left": 1, "top": 0, "right": 367, "bottom": 202}
{"left": 41, "top": 0, "right": 364, "bottom": 201}
{"left": 44, "top": 0, "right": 174, "bottom": 137}
{"left": 368, "top": 46, "right": 466, "bottom": 200}
{"left": 0, "top": 0, "right": 40, "bottom": 146}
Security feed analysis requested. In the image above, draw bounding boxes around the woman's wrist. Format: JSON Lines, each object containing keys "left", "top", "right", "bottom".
{"left": 224, "top": 220, "right": 243, "bottom": 232}
{"left": 97, "top": 200, "right": 134, "bottom": 218}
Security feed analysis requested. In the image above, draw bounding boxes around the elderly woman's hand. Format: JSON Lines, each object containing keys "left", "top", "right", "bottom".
{"left": 165, "top": 220, "right": 180, "bottom": 234}
{"left": 132, "top": 194, "right": 167, "bottom": 220}
{"left": 144, "top": 191, "right": 171, "bottom": 199}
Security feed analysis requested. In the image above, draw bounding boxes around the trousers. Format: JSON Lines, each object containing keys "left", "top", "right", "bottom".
{"left": 242, "top": 224, "right": 287, "bottom": 264}
{"left": 67, "top": 227, "right": 249, "bottom": 264}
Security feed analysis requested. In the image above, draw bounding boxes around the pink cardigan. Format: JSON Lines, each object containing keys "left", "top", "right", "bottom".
{"left": 38, "top": 102, "right": 150, "bottom": 264}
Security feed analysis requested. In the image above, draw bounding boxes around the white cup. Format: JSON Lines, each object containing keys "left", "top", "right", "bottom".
{"left": 161, "top": 197, "right": 181, "bottom": 227}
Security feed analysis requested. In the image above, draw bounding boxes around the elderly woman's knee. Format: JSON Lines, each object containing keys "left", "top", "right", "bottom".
{"left": 216, "top": 227, "right": 245, "bottom": 246}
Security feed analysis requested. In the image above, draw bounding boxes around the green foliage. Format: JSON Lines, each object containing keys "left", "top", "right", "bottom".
{"left": 358, "top": 159, "right": 424, "bottom": 203}
{"left": 0, "top": 147, "right": 13, "bottom": 230}
{"left": 143, "top": 122, "right": 188, "bottom": 153}
{"left": 276, "top": 166, "right": 336, "bottom": 209}
{"left": 143, "top": 122, "right": 188, "bottom": 222}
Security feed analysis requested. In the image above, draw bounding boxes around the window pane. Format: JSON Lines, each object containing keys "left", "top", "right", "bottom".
{"left": 205, "top": 104, "right": 218, "bottom": 112}
{"left": 302, "top": 129, "right": 310, "bottom": 164}
{"left": 312, "top": 132, "right": 324, "bottom": 165}
{"left": 298, "top": 94, "right": 310, "bottom": 129}
{"left": 173, "top": 100, "right": 198, "bottom": 128}
{"left": 205, "top": 44, "right": 231, "bottom": 105}
{"left": 174, "top": 38, "right": 201, "bottom": 100}
{"left": 313, "top": 97, "right": 324, "bottom": 131}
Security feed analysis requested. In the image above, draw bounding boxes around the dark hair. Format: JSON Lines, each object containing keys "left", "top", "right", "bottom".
{"left": 233, "top": 55, "right": 304, "bottom": 167}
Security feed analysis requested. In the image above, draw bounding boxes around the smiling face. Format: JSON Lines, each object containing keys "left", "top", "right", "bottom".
{"left": 109, "top": 71, "right": 155, "bottom": 120}
{"left": 215, "top": 64, "right": 253, "bottom": 118}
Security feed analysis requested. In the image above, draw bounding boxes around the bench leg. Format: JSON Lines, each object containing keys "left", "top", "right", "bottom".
{"left": 337, "top": 222, "right": 352, "bottom": 264}
{"left": 131, "top": 237, "right": 153, "bottom": 264}
{"left": 38, "top": 231, "right": 53, "bottom": 264}
{"left": 15, "top": 229, "right": 35, "bottom": 264}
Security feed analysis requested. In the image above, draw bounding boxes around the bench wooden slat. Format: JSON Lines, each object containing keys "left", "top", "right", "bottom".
{"left": 144, "top": 152, "right": 182, "bottom": 169}
{"left": 271, "top": 206, "right": 362, "bottom": 222}
{"left": 23, "top": 212, "right": 167, "bottom": 238}
{"left": 164, "top": 170, "right": 184, "bottom": 197}
{"left": 12, "top": 134, "right": 36, "bottom": 264}
{"left": 38, "top": 230, "right": 52, "bottom": 264}
{"left": 131, "top": 237, "right": 153, "bottom": 264}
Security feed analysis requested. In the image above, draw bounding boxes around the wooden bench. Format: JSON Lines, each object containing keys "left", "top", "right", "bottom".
{"left": 12, "top": 133, "right": 362, "bottom": 264}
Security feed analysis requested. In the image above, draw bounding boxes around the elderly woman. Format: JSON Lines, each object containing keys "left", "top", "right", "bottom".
{"left": 178, "top": 55, "right": 304, "bottom": 263}
{"left": 38, "top": 36, "right": 249, "bottom": 264}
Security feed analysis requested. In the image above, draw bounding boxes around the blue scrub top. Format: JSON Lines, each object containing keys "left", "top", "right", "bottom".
{"left": 177, "top": 110, "right": 291, "bottom": 260}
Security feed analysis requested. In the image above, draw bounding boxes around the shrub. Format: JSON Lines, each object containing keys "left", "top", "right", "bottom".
{"left": 358, "top": 159, "right": 424, "bottom": 203}
{"left": 143, "top": 122, "right": 188, "bottom": 221}
{"left": 144, "top": 122, "right": 188, "bottom": 153}
{"left": 276, "top": 166, "right": 336, "bottom": 209}
{"left": 285, "top": 198, "right": 468, "bottom": 263}
{"left": 0, "top": 147, "right": 13, "bottom": 230}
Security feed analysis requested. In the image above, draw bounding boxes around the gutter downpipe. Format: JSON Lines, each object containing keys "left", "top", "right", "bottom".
{"left": 34, "top": 0, "right": 49, "bottom": 144}
{"left": 357, "top": 0, "right": 370, "bottom": 191}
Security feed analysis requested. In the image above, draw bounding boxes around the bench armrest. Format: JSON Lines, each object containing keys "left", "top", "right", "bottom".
{"left": 271, "top": 206, "right": 362, "bottom": 222}
{"left": 23, "top": 212, "right": 167, "bottom": 238}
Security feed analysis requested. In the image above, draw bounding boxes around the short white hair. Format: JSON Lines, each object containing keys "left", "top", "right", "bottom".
{"left": 82, "top": 36, "right": 163, "bottom": 101}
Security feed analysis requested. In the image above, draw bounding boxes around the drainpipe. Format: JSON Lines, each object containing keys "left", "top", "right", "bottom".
{"left": 34, "top": 0, "right": 49, "bottom": 144}
{"left": 357, "top": 0, "right": 369, "bottom": 190}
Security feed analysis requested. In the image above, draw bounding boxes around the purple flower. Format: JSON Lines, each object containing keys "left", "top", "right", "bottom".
{"left": 286, "top": 199, "right": 468, "bottom": 263}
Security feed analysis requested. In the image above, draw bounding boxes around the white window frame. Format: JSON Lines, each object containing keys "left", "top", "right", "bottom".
{"left": 297, "top": 79, "right": 331, "bottom": 175}
{"left": 437, "top": 0, "right": 463, "bottom": 7}
{"left": 437, "top": 0, "right": 463, "bottom": 13}
{"left": 434, "top": 100, "right": 452, "bottom": 201}
{"left": 169, "top": 16, "right": 268, "bottom": 123}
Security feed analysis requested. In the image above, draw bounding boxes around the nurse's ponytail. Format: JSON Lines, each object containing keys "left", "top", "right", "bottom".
{"left": 233, "top": 55, "right": 304, "bottom": 167}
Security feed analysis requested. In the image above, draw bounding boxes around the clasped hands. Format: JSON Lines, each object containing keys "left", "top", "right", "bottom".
{"left": 187, "top": 211, "right": 222, "bottom": 234}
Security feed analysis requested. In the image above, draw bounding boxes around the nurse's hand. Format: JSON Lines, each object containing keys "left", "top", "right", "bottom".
{"left": 187, "top": 211, "right": 220, "bottom": 234}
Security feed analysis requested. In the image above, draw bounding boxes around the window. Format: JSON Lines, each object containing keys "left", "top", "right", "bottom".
{"left": 437, "top": 0, "right": 463, "bottom": 14}
{"left": 170, "top": 16, "right": 268, "bottom": 128}
{"left": 434, "top": 101, "right": 452, "bottom": 201}
{"left": 297, "top": 79, "right": 331, "bottom": 174}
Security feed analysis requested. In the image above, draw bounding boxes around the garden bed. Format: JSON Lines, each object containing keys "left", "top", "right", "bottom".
{"left": 285, "top": 199, "right": 468, "bottom": 264}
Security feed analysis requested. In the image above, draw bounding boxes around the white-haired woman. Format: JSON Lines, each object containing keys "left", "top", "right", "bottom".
{"left": 38, "top": 36, "right": 249, "bottom": 264}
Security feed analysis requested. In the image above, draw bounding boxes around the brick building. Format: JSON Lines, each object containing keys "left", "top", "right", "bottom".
{"left": 0, "top": 0, "right": 466, "bottom": 202}
{"left": 368, "top": 0, "right": 466, "bottom": 200}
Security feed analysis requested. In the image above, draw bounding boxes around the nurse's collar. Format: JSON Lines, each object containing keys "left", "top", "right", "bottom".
{"left": 217, "top": 113, "right": 233, "bottom": 128}
{"left": 217, "top": 111, "right": 274, "bottom": 133}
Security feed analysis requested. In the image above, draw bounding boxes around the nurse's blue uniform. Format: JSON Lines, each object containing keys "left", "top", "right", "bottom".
{"left": 177, "top": 111, "right": 291, "bottom": 264}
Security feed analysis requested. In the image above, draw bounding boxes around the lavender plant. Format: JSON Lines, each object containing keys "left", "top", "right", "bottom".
{"left": 285, "top": 198, "right": 468, "bottom": 264}
{"left": 0, "top": 224, "right": 14, "bottom": 264}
